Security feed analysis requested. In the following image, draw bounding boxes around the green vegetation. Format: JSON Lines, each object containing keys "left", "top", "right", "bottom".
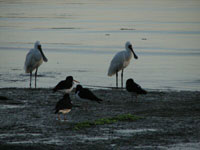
{"left": 73, "top": 114, "right": 142, "bottom": 130}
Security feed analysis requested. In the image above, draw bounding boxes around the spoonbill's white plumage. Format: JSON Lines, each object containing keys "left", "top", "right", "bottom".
{"left": 24, "top": 41, "right": 48, "bottom": 88}
{"left": 107, "top": 41, "right": 138, "bottom": 88}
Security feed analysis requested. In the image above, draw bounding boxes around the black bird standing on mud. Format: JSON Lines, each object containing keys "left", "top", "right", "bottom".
{"left": 53, "top": 76, "right": 79, "bottom": 93}
{"left": 75, "top": 84, "right": 103, "bottom": 103}
{"left": 55, "top": 94, "right": 72, "bottom": 121}
{"left": 126, "top": 78, "right": 147, "bottom": 100}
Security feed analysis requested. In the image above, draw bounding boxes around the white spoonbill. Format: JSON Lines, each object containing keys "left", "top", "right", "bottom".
{"left": 107, "top": 41, "right": 138, "bottom": 88}
{"left": 24, "top": 41, "right": 48, "bottom": 88}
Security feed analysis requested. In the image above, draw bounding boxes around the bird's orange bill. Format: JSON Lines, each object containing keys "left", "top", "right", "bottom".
{"left": 73, "top": 80, "right": 80, "bottom": 83}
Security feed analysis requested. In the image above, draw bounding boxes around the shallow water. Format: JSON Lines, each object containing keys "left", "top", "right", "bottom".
{"left": 0, "top": 104, "right": 25, "bottom": 109}
{"left": 0, "top": 0, "right": 200, "bottom": 91}
{"left": 115, "top": 128, "right": 157, "bottom": 135}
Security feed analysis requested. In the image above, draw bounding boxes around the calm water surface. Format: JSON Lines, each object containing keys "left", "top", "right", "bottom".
{"left": 0, "top": 0, "right": 200, "bottom": 91}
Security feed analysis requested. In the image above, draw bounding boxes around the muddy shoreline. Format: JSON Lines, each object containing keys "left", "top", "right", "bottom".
{"left": 0, "top": 88, "right": 200, "bottom": 150}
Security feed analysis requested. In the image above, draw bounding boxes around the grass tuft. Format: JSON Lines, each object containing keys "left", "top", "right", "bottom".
{"left": 73, "top": 113, "right": 142, "bottom": 130}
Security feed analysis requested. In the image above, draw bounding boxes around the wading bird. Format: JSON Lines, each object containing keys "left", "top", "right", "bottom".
{"left": 75, "top": 84, "right": 102, "bottom": 103}
{"left": 24, "top": 41, "right": 48, "bottom": 88}
{"left": 55, "top": 94, "right": 72, "bottom": 121}
{"left": 53, "top": 76, "right": 79, "bottom": 93}
{"left": 126, "top": 78, "right": 147, "bottom": 101}
{"left": 108, "top": 41, "right": 138, "bottom": 88}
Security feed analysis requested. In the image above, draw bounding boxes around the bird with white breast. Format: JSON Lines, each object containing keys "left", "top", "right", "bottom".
{"left": 53, "top": 76, "right": 79, "bottom": 93}
{"left": 55, "top": 93, "right": 72, "bottom": 121}
{"left": 108, "top": 41, "right": 138, "bottom": 88}
{"left": 24, "top": 41, "right": 48, "bottom": 88}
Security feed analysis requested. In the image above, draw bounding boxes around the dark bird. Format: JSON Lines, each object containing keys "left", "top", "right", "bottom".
{"left": 0, "top": 96, "right": 10, "bottom": 100}
{"left": 55, "top": 94, "right": 72, "bottom": 121}
{"left": 75, "top": 84, "right": 103, "bottom": 103}
{"left": 53, "top": 76, "right": 79, "bottom": 93}
{"left": 126, "top": 78, "right": 147, "bottom": 100}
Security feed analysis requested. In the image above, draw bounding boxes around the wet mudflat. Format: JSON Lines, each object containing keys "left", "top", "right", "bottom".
{"left": 0, "top": 88, "right": 200, "bottom": 150}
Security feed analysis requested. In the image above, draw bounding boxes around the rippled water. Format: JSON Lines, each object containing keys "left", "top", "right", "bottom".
{"left": 0, "top": 0, "right": 200, "bottom": 90}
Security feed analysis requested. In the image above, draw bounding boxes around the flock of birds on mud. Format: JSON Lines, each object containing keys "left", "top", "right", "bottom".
{"left": 24, "top": 41, "right": 147, "bottom": 121}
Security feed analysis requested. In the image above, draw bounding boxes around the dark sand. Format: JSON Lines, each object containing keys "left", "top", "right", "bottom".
{"left": 0, "top": 88, "right": 200, "bottom": 150}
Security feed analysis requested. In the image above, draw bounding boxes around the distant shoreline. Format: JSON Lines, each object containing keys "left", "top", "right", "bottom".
{"left": 0, "top": 87, "right": 199, "bottom": 92}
